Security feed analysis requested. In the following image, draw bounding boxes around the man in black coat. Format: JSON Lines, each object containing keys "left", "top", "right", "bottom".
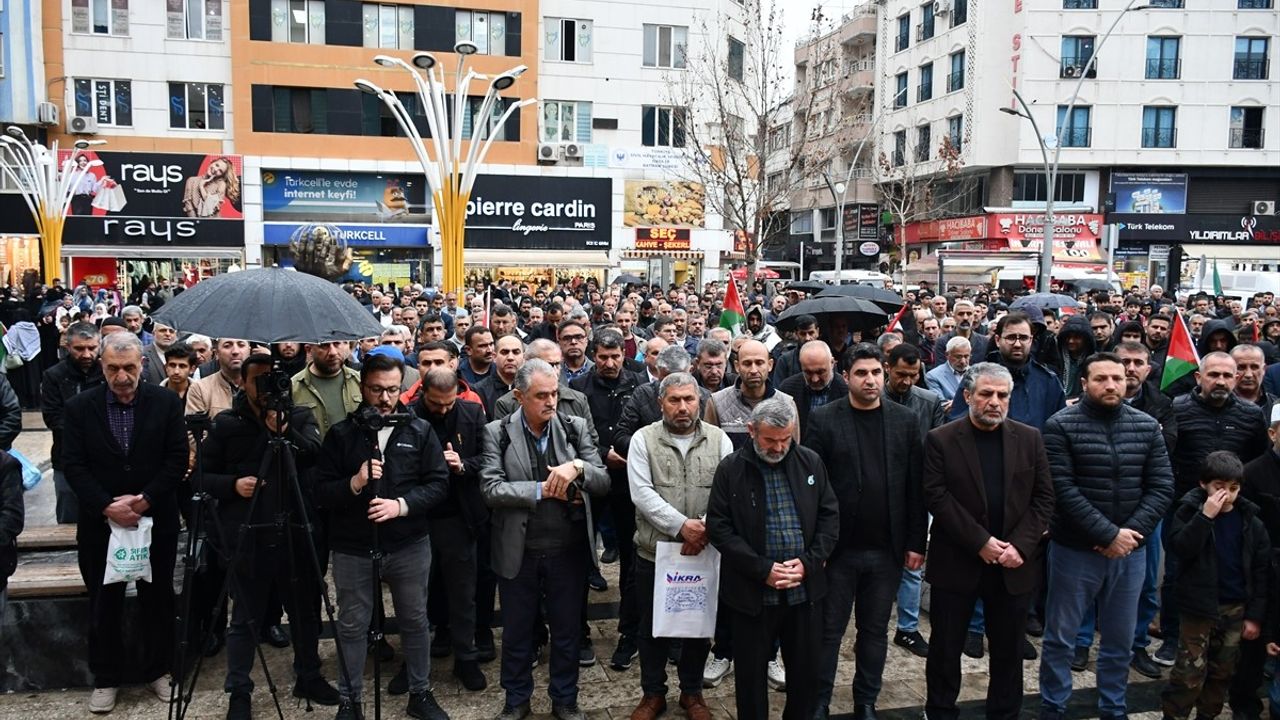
{"left": 706, "top": 397, "right": 839, "bottom": 720}
{"left": 1234, "top": 407, "right": 1280, "bottom": 719}
{"left": 41, "top": 320, "right": 104, "bottom": 524}
{"left": 196, "top": 355, "right": 339, "bottom": 717}
{"left": 777, "top": 340, "right": 847, "bottom": 440}
{"left": 62, "top": 331, "right": 187, "bottom": 713}
{"left": 0, "top": 451, "right": 22, "bottom": 626}
{"left": 803, "top": 343, "right": 926, "bottom": 720}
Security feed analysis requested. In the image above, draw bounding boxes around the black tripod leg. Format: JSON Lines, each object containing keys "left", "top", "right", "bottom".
{"left": 169, "top": 492, "right": 204, "bottom": 720}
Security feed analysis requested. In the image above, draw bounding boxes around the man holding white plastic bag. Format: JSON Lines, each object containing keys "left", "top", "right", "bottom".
{"left": 627, "top": 372, "right": 732, "bottom": 720}
{"left": 63, "top": 331, "right": 187, "bottom": 714}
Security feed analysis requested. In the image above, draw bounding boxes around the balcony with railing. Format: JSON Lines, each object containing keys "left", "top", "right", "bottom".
{"left": 917, "top": 82, "right": 933, "bottom": 102}
{"left": 1063, "top": 0, "right": 1097, "bottom": 7}
{"left": 946, "top": 70, "right": 964, "bottom": 92}
{"left": 1060, "top": 57, "right": 1097, "bottom": 78}
{"left": 894, "top": 89, "right": 907, "bottom": 109}
{"left": 1057, "top": 127, "right": 1091, "bottom": 147}
{"left": 916, "top": 19, "right": 935, "bottom": 42}
{"left": 841, "top": 60, "right": 876, "bottom": 96}
{"left": 895, "top": 32, "right": 909, "bottom": 52}
{"left": 1238, "top": 0, "right": 1272, "bottom": 8}
{"left": 1142, "top": 127, "right": 1177, "bottom": 148}
{"left": 1229, "top": 128, "right": 1264, "bottom": 148}
{"left": 1233, "top": 58, "right": 1269, "bottom": 79}
{"left": 1145, "top": 57, "right": 1180, "bottom": 79}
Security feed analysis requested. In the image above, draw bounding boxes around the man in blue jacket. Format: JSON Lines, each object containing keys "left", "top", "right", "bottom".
{"left": 947, "top": 312, "right": 1065, "bottom": 429}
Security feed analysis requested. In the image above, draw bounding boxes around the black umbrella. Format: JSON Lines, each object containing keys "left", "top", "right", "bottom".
{"left": 152, "top": 268, "right": 387, "bottom": 344}
{"left": 783, "top": 280, "right": 828, "bottom": 295}
{"left": 1009, "top": 292, "right": 1080, "bottom": 311}
{"left": 1066, "top": 278, "right": 1115, "bottom": 292}
{"left": 817, "top": 284, "right": 906, "bottom": 314}
{"left": 775, "top": 295, "right": 887, "bottom": 334}
{"left": 613, "top": 273, "right": 644, "bottom": 285}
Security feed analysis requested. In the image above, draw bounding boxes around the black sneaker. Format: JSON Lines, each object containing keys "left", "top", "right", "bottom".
{"left": 388, "top": 664, "right": 409, "bottom": 696}
{"left": 430, "top": 627, "right": 452, "bottom": 658}
{"left": 1153, "top": 639, "right": 1177, "bottom": 666}
{"left": 496, "top": 702, "right": 531, "bottom": 720}
{"left": 1070, "top": 647, "right": 1089, "bottom": 672}
{"left": 335, "top": 700, "right": 364, "bottom": 720}
{"left": 610, "top": 635, "right": 639, "bottom": 670}
{"left": 579, "top": 637, "right": 597, "bottom": 667}
{"left": 600, "top": 547, "right": 619, "bottom": 564}
{"left": 587, "top": 568, "right": 608, "bottom": 592}
{"left": 1025, "top": 615, "right": 1045, "bottom": 637}
{"left": 263, "top": 624, "right": 291, "bottom": 649}
{"left": 293, "top": 676, "right": 340, "bottom": 706}
{"left": 475, "top": 631, "right": 497, "bottom": 663}
{"left": 453, "top": 659, "right": 487, "bottom": 692}
{"left": 552, "top": 704, "right": 587, "bottom": 720}
{"left": 1022, "top": 637, "right": 1038, "bottom": 661}
{"left": 226, "top": 692, "right": 252, "bottom": 720}
{"left": 962, "top": 632, "right": 984, "bottom": 659}
{"left": 1130, "top": 647, "right": 1163, "bottom": 679}
{"left": 406, "top": 689, "right": 449, "bottom": 720}
{"left": 893, "top": 630, "right": 929, "bottom": 658}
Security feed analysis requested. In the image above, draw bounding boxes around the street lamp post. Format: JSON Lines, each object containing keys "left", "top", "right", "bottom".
{"left": 356, "top": 45, "right": 534, "bottom": 294}
{"left": 1000, "top": 0, "right": 1149, "bottom": 292}
{"left": 0, "top": 128, "right": 107, "bottom": 283}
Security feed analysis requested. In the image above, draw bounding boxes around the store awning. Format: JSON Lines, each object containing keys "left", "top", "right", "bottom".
{"left": 63, "top": 247, "right": 245, "bottom": 259}
{"left": 463, "top": 249, "right": 611, "bottom": 267}
{"left": 620, "top": 249, "right": 705, "bottom": 261}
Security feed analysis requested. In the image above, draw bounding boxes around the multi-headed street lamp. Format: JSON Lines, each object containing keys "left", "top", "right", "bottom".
{"left": 0, "top": 127, "right": 107, "bottom": 282}
{"left": 356, "top": 43, "right": 534, "bottom": 293}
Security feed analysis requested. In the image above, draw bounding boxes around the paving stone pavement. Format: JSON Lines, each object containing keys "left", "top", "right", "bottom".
{"left": 0, "top": 413, "right": 1201, "bottom": 718}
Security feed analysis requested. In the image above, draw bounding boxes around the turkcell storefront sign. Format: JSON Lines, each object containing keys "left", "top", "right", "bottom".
{"left": 263, "top": 224, "right": 429, "bottom": 247}
{"left": 261, "top": 169, "right": 429, "bottom": 223}
{"left": 1110, "top": 173, "right": 1188, "bottom": 214}
{"left": 464, "top": 175, "right": 611, "bottom": 250}
{"left": 1113, "top": 213, "right": 1280, "bottom": 244}
{"left": 58, "top": 151, "right": 244, "bottom": 247}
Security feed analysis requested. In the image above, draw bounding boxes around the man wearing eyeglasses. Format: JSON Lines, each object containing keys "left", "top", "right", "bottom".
{"left": 946, "top": 312, "right": 1065, "bottom": 431}
{"left": 557, "top": 321, "right": 594, "bottom": 384}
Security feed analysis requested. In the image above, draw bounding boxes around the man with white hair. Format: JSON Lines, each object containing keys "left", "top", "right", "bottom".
{"left": 926, "top": 336, "right": 972, "bottom": 405}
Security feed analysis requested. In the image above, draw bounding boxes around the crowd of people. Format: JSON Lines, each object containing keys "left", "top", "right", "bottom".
{"left": 0, "top": 272, "right": 1278, "bottom": 720}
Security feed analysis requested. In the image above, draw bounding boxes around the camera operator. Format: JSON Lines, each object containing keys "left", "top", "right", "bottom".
{"left": 314, "top": 348, "right": 451, "bottom": 720}
{"left": 196, "top": 353, "right": 340, "bottom": 719}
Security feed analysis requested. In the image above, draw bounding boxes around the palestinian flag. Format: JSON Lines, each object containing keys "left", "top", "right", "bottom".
{"left": 720, "top": 277, "right": 746, "bottom": 334}
{"left": 1160, "top": 310, "right": 1200, "bottom": 392}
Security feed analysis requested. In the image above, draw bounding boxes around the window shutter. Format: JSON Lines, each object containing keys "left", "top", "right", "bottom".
{"left": 576, "top": 102, "right": 592, "bottom": 142}
{"left": 324, "top": 0, "right": 362, "bottom": 47}
{"left": 505, "top": 12, "right": 521, "bottom": 57}
{"left": 416, "top": 6, "right": 455, "bottom": 51}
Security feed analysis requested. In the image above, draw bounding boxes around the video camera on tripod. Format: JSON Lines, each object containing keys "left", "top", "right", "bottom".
{"left": 351, "top": 405, "right": 414, "bottom": 432}
{"left": 253, "top": 364, "right": 295, "bottom": 413}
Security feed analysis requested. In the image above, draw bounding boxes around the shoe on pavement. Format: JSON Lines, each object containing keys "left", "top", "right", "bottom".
{"left": 293, "top": 676, "right": 341, "bottom": 706}
{"left": 1025, "top": 615, "right": 1045, "bottom": 637}
{"left": 149, "top": 674, "right": 176, "bottom": 703}
{"left": 388, "top": 664, "right": 409, "bottom": 696}
{"left": 335, "top": 700, "right": 365, "bottom": 720}
{"left": 552, "top": 704, "right": 587, "bottom": 720}
{"left": 1022, "top": 638, "right": 1038, "bottom": 661}
{"left": 406, "top": 690, "right": 450, "bottom": 720}
{"left": 1070, "top": 647, "right": 1090, "bottom": 672}
{"left": 894, "top": 629, "right": 930, "bottom": 658}
{"left": 767, "top": 659, "right": 786, "bottom": 691}
{"left": 226, "top": 692, "right": 252, "bottom": 720}
{"left": 431, "top": 627, "right": 453, "bottom": 658}
{"left": 264, "top": 624, "right": 291, "bottom": 649}
{"left": 679, "top": 693, "right": 712, "bottom": 720}
{"left": 853, "top": 704, "right": 879, "bottom": 720}
{"left": 89, "top": 687, "right": 118, "bottom": 714}
{"left": 587, "top": 569, "right": 608, "bottom": 592}
{"left": 611, "top": 634, "right": 639, "bottom": 671}
{"left": 962, "top": 632, "right": 984, "bottom": 659}
{"left": 1153, "top": 639, "right": 1177, "bottom": 666}
{"left": 453, "top": 659, "right": 487, "bottom": 692}
{"left": 600, "top": 547, "right": 619, "bottom": 564}
{"left": 1131, "top": 648, "right": 1163, "bottom": 679}
{"left": 579, "top": 637, "right": 597, "bottom": 667}
{"left": 495, "top": 702, "right": 531, "bottom": 720}
{"left": 702, "top": 655, "right": 732, "bottom": 688}
{"left": 629, "top": 694, "right": 667, "bottom": 720}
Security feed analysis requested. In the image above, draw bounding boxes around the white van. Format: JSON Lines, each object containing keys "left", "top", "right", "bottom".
{"left": 809, "top": 269, "right": 894, "bottom": 287}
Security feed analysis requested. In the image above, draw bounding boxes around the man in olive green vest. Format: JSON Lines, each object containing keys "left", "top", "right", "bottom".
{"left": 627, "top": 372, "right": 733, "bottom": 720}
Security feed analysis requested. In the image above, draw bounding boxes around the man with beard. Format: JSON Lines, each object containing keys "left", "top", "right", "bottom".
{"left": 292, "top": 341, "right": 362, "bottom": 440}
{"left": 933, "top": 300, "right": 989, "bottom": 364}
{"left": 926, "top": 337, "right": 970, "bottom": 411}
{"left": 745, "top": 306, "right": 782, "bottom": 352}
{"left": 460, "top": 326, "right": 497, "bottom": 387}
{"left": 778, "top": 341, "right": 847, "bottom": 439}
{"left": 476, "top": 336, "right": 525, "bottom": 420}
{"left": 947, "top": 313, "right": 1065, "bottom": 430}
{"left": 1145, "top": 314, "right": 1172, "bottom": 379}
{"left": 918, "top": 316, "right": 942, "bottom": 368}
{"left": 1089, "top": 312, "right": 1114, "bottom": 349}
{"left": 490, "top": 305, "right": 528, "bottom": 343}
{"left": 42, "top": 321, "right": 104, "bottom": 523}
{"left": 692, "top": 339, "right": 733, "bottom": 392}
{"left": 187, "top": 338, "right": 250, "bottom": 424}
{"left": 711, "top": 339, "right": 797, "bottom": 449}
{"left": 923, "top": 363, "right": 1054, "bottom": 720}
{"left": 626, "top": 373, "right": 732, "bottom": 720}
{"left": 706, "top": 398, "right": 839, "bottom": 720}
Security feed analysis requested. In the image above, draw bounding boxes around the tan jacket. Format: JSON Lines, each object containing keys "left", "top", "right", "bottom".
{"left": 185, "top": 372, "right": 238, "bottom": 470}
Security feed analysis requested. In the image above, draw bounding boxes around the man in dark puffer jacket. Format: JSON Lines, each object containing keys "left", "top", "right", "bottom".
{"left": 1038, "top": 352, "right": 1174, "bottom": 720}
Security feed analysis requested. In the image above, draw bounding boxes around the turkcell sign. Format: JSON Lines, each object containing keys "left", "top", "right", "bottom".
{"left": 262, "top": 223, "right": 429, "bottom": 247}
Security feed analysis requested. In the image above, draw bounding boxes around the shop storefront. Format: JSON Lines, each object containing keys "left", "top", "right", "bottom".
{"left": 620, "top": 180, "right": 710, "bottom": 286}
{"left": 621, "top": 228, "right": 705, "bottom": 285}
{"left": 1113, "top": 212, "right": 1280, "bottom": 287}
{"left": 0, "top": 236, "right": 42, "bottom": 288}
{"left": 259, "top": 169, "right": 433, "bottom": 286}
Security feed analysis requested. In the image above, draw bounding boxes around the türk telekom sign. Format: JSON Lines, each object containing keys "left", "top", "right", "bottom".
{"left": 990, "top": 213, "right": 1104, "bottom": 242}
{"left": 1112, "top": 213, "right": 1280, "bottom": 244}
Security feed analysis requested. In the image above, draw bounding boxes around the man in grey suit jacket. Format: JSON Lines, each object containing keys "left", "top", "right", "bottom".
{"left": 479, "top": 359, "right": 609, "bottom": 720}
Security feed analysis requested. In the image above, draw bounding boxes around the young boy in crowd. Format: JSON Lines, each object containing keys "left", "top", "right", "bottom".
{"left": 1162, "top": 451, "right": 1272, "bottom": 720}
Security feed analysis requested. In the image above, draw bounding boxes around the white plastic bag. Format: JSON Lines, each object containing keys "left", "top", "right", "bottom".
{"left": 104, "top": 516, "right": 153, "bottom": 585}
{"left": 652, "top": 541, "right": 720, "bottom": 639}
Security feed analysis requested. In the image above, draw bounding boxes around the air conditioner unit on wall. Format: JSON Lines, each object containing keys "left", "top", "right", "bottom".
{"left": 36, "top": 102, "right": 60, "bottom": 127}
{"left": 537, "top": 142, "right": 560, "bottom": 163}
{"left": 68, "top": 116, "right": 98, "bottom": 134}
{"left": 563, "top": 143, "right": 583, "bottom": 159}
{"left": 1063, "top": 65, "right": 1082, "bottom": 78}
{"left": 1252, "top": 200, "right": 1277, "bottom": 216}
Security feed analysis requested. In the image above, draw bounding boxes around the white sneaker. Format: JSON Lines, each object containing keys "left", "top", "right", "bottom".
{"left": 702, "top": 656, "right": 732, "bottom": 688}
{"left": 149, "top": 675, "right": 175, "bottom": 703}
{"left": 767, "top": 659, "right": 787, "bottom": 691}
{"left": 89, "top": 687, "right": 117, "bottom": 714}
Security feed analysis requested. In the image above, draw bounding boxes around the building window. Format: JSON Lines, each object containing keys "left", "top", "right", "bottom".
{"left": 892, "top": 130, "right": 906, "bottom": 166}
{"left": 1234, "top": 37, "right": 1269, "bottom": 79}
{"left": 948, "top": 51, "right": 964, "bottom": 92}
{"left": 894, "top": 72, "right": 908, "bottom": 108}
{"left": 541, "top": 100, "right": 592, "bottom": 143}
{"left": 1145, "top": 37, "right": 1180, "bottom": 79}
{"left": 917, "top": 63, "right": 933, "bottom": 101}
{"left": 169, "top": 82, "right": 225, "bottom": 130}
{"left": 916, "top": 124, "right": 932, "bottom": 161}
{"left": 918, "top": 3, "right": 935, "bottom": 41}
{"left": 1149, "top": 0, "right": 1183, "bottom": 7}
{"left": 895, "top": 14, "right": 909, "bottom": 52}
{"left": 72, "top": 0, "right": 129, "bottom": 36}
{"left": 456, "top": 10, "right": 509, "bottom": 56}
{"left": 728, "top": 36, "right": 745, "bottom": 81}
{"left": 272, "top": 87, "right": 327, "bottom": 133}
{"left": 544, "top": 18, "right": 592, "bottom": 63}
{"left": 952, "top": 0, "right": 967, "bottom": 26}
{"left": 791, "top": 211, "right": 813, "bottom": 234}
{"left": 1229, "top": 106, "right": 1264, "bottom": 148}
{"left": 1012, "top": 172, "right": 1086, "bottom": 203}
{"left": 947, "top": 115, "right": 963, "bottom": 151}
{"left": 641, "top": 105, "right": 686, "bottom": 147}
{"left": 1056, "top": 105, "right": 1091, "bottom": 147}
{"left": 271, "top": 0, "right": 325, "bottom": 44}
{"left": 1141, "top": 106, "right": 1176, "bottom": 148}
{"left": 73, "top": 78, "right": 133, "bottom": 127}
{"left": 1061, "top": 36, "right": 1097, "bottom": 78}
{"left": 362, "top": 4, "right": 414, "bottom": 49}
{"left": 1238, "top": 0, "right": 1272, "bottom": 8}
{"left": 462, "top": 97, "right": 517, "bottom": 140}
{"left": 643, "top": 24, "right": 688, "bottom": 69}
{"left": 167, "top": 0, "right": 222, "bottom": 40}
{"left": 1063, "top": 0, "right": 1097, "bottom": 8}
